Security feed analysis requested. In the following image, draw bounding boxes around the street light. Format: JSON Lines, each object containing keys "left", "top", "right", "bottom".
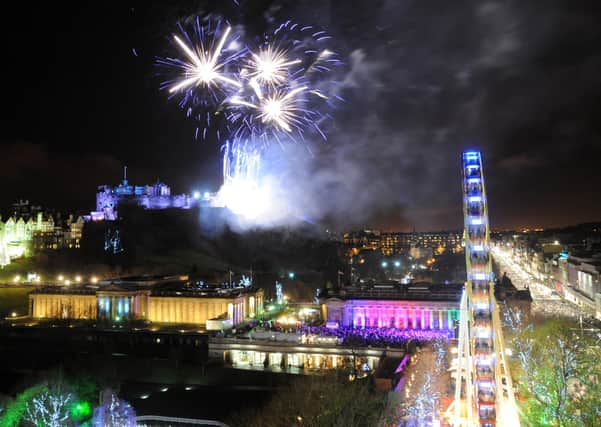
{"left": 288, "top": 272, "right": 295, "bottom": 280}
{"left": 394, "top": 261, "right": 401, "bottom": 267}
{"left": 381, "top": 261, "right": 388, "bottom": 268}
{"left": 193, "top": 191, "right": 201, "bottom": 200}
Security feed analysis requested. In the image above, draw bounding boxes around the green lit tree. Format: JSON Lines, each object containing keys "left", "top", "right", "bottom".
{"left": 0, "top": 373, "right": 97, "bottom": 427}
{"left": 0, "top": 385, "right": 46, "bottom": 427}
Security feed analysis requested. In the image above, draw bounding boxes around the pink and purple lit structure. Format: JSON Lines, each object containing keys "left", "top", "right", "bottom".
{"left": 326, "top": 300, "right": 459, "bottom": 333}
{"left": 321, "top": 283, "right": 463, "bottom": 338}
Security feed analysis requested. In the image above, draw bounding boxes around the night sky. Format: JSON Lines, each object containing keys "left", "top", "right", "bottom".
{"left": 1, "top": 1, "right": 600, "bottom": 231}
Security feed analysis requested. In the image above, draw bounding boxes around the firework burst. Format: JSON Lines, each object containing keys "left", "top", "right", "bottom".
{"left": 156, "top": 17, "right": 247, "bottom": 140}
{"left": 226, "top": 21, "right": 341, "bottom": 144}
{"left": 158, "top": 16, "right": 343, "bottom": 224}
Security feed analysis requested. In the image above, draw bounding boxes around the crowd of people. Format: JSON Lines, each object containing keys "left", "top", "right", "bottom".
{"left": 298, "top": 326, "right": 452, "bottom": 349}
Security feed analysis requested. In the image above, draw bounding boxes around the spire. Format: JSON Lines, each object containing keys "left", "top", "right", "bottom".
{"left": 123, "top": 166, "right": 128, "bottom": 185}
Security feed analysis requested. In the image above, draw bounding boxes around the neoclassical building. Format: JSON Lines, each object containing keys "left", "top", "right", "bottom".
{"left": 29, "top": 282, "right": 264, "bottom": 327}
{"left": 321, "top": 283, "right": 463, "bottom": 333}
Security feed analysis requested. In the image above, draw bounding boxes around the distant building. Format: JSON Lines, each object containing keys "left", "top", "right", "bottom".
{"left": 29, "top": 279, "right": 264, "bottom": 328}
{"left": 344, "top": 230, "right": 462, "bottom": 256}
{"left": 564, "top": 255, "right": 601, "bottom": 301}
{"left": 88, "top": 167, "right": 211, "bottom": 221}
{"left": 409, "top": 245, "right": 434, "bottom": 260}
{"left": 0, "top": 211, "right": 84, "bottom": 263}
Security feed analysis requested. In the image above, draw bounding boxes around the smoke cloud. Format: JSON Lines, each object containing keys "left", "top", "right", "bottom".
{"left": 234, "top": 0, "right": 601, "bottom": 231}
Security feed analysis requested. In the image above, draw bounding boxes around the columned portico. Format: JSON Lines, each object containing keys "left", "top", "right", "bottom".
{"left": 321, "top": 285, "right": 462, "bottom": 336}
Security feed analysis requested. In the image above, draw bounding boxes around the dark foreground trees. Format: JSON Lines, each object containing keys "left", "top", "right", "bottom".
{"left": 228, "top": 373, "right": 394, "bottom": 427}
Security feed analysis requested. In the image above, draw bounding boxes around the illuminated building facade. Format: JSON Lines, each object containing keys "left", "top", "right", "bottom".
{"left": 320, "top": 283, "right": 462, "bottom": 333}
{"left": 0, "top": 212, "right": 84, "bottom": 264}
{"left": 210, "top": 339, "right": 401, "bottom": 374}
{"left": 29, "top": 283, "right": 264, "bottom": 327}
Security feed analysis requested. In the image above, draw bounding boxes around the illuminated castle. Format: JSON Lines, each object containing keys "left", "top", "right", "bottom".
{"left": 89, "top": 167, "right": 205, "bottom": 221}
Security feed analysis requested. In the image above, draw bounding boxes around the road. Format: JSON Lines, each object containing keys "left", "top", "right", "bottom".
{"left": 491, "top": 246, "right": 587, "bottom": 320}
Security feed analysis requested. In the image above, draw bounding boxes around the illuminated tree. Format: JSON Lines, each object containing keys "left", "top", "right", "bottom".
{"left": 91, "top": 393, "right": 136, "bottom": 427}
{"left": 0, "top": 374, "right": 97, "bottom": 427}
{"left": 0, "top": 386, "right": 46, "bottom": 427}
{"left": 433, "top": 338, "right": 448, "bottom": 375}
{"left": 23, "top": 387, "right": 73, "bottom": 427}
{"left": 403, "top": 373, "right": 440, "bottom": 426}
{"left": 505, "top": 310, "right": 601, "bottom": 427}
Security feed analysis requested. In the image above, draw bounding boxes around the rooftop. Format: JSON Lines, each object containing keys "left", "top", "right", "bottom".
{"left": 321, "top": 283, "right": 464, "bottom": 302}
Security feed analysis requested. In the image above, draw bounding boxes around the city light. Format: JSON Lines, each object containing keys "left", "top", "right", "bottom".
{"left": 288, "top": 271, "right": 295, "bottom": 279}
{"left": 91, "top": 276, "right": 98, "bottom": 284}
{"left": 381, "top": 261, "right": 388, "bottom": 268}
{"left": 394, "top": 261, "right": 401, "bottom": 267}
{"left": 65, "top": 280, "right": 71, "bottom": 285}
{"left": 193, "top": 191, "right": 201, "bottom": 200}
{"left": 58, "top": 275, "right": 64, "bottom": 281}
{"left": 75, "top": 275, "right": 82, "bottom": 282}
{"left": 13, "top": 275, "right": 20, "bottom": 282}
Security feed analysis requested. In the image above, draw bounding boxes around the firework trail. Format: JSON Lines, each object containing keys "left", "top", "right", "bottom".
{"left": 217, "top": 141, "right": 269, "bottom": 220}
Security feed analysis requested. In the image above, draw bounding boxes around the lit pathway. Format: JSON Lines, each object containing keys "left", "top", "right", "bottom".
{"left": 491, "top": 246, "right": 586, "bottom": 319}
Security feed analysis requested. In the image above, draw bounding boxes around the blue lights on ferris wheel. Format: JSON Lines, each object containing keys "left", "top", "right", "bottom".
{"left": 463, "top": 151, "right": 480, "bottom": 159}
